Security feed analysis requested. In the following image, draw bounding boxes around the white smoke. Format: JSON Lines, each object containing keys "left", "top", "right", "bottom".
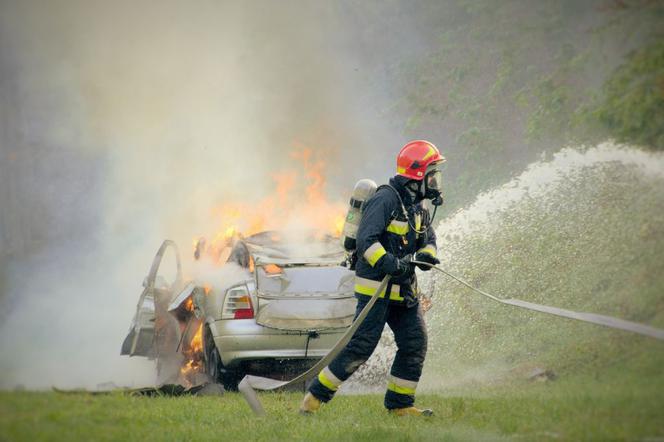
{"left": 0, "top": 1, "right": 404, "bottom": 390}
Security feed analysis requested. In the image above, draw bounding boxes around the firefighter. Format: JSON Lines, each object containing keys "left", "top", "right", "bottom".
{"left": 300, "top": 140, "right": 444, "bottom": 416}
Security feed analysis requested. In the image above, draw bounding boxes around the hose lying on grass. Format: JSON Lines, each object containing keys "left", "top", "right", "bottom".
{"left": 239, "top": 262, "right": 664, "bottom": 416}
{"left": 238, "top": 275, "right": 390, "bottom": 416}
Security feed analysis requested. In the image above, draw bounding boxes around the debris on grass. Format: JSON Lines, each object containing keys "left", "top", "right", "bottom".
{"left": 52, "top": 382, "right": 225, "bottom": 397}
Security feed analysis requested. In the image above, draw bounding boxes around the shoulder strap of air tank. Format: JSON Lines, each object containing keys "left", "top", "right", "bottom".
{"left": 377, "top": 184, "right": 409, "bottom": 220}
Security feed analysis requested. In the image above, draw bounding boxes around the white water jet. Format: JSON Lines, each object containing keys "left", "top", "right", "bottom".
{"left": 347, "top": 143, "right": 664, "bottom": 393}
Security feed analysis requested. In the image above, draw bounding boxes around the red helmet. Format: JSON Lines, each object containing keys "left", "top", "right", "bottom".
{"left": 396, "top": 140, "right": 445, "bottom": 181}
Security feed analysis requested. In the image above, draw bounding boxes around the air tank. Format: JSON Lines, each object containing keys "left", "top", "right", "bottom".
{"left": 341, "top": 179, "right": 377, "bottom": 252}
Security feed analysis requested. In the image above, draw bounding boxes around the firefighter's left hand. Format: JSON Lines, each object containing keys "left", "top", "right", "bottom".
{"left": 414, "top": 253, "right": 440, "bottom": 271}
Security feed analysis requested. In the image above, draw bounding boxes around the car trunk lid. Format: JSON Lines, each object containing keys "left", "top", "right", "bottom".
{"left": 254, "top": 265, "right": 357, "bottom": 331}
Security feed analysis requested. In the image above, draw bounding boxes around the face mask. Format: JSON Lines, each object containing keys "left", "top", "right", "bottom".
{"left": 423, "top": 163, "right": 444, "bottom": 204}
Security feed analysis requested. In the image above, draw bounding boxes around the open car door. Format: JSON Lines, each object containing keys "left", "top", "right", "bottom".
{"left": 121, "top": 240, "right": 183, "bottom": 357}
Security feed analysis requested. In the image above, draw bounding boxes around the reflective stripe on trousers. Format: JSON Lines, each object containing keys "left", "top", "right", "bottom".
{"left": 386, "top": 375, "right": 418, "bottom": 396}
{"left": 307, "top": 293, "right": 427, "bottom": 409}
{"left": 317, "top": 367, "right": 342, "bottom": 392}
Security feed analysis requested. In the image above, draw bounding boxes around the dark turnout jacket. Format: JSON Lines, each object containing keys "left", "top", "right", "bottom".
{"left": 354, "top": 176, "right": 437, "bottom": 304}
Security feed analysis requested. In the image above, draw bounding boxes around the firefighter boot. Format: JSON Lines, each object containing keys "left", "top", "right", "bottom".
{"left": 299, "top": 392, "right": 322, "bottom": 414}
{"left": 389, "top": 407, "right": 434, "bottom": 417}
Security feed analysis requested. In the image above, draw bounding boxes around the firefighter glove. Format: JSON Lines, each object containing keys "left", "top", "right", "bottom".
{"left": 415, "top": 252, "right": 440, "bottom": 271}
{"left": 390, "top": 254, "right": 414, "bottom": 278}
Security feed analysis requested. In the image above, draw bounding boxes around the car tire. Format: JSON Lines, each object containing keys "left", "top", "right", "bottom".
{"left": 204, "top": 326, "right": 240, "bottom": 391}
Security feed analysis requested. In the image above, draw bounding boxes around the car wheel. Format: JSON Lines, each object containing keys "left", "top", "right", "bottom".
{"left": 204, "top": 326, "right": 240, "bottom": 391}
{"left": 206, "top": 345, "right": 220, "bottom": 381}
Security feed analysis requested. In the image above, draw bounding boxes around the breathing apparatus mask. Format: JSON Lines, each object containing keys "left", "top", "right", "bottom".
{"left": 407, "top": 160, "right": 444, "bottom": 206}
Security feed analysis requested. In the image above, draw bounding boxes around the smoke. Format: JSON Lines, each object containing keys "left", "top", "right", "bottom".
{"left": 0, "top": 1, "right": 415, "bottom": 389}
{"left": 3, "top": 1, "right": 651, "bottom": 391}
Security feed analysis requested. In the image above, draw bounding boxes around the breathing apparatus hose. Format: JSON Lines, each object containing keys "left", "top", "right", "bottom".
{"left": 411, "top": 260, "right": 664, "bottom": 341}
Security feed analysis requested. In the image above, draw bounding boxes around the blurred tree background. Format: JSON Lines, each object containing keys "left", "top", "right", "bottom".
{"left": 363, "top": 0, "right": 664, "bottom": 213}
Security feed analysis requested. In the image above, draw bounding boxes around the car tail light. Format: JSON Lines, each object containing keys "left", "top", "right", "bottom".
{"left": 222, "top": 285, "right": 255, "bottom": 319}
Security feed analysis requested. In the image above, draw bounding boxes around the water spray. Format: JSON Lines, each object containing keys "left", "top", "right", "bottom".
{"left": 239, "top": 261, "right": 663, "bottom": 416}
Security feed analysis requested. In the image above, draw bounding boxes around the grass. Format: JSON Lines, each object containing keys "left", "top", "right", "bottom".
{"left": 1, "top": 372, "right": 663, "bottom": 442}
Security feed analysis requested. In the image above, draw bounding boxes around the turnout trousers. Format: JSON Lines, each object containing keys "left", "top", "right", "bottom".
{"left": 308, "top": 293, "right": 428, "bottom": 409}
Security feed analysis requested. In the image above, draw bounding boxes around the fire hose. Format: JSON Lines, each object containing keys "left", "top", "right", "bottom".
{"left": 238, "top": 275, "right": 391, "bottom": 416}
{"left": 414, "top": 260, "right": 664, "bottom": 342}
{"left": 239, "top": 261, "right": 664, "bottom": 415}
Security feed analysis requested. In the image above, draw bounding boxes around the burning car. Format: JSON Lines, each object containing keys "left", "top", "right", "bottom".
{"left": 121, "top": 231, "right": 356, "bottom": 390}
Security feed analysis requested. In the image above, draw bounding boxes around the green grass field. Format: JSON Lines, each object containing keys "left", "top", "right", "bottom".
{"left": 1, "top": 372, "right": 663, "bottom": 442}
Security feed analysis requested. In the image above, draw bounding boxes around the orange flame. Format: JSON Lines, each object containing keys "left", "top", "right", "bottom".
{"left": 190, "top": 324, "right": 203, "bottom": 353}
{"left": 194, "top": 147, "right": 346, "bottom": 264}
{"left": 263, "top": 264, "right": 283, "bottom": 274}
{"left": 178, "top": 322, "right": 204, "bottom": 386}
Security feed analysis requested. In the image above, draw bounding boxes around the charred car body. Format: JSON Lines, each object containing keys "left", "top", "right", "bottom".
{"left": 122, "top": 231, "right": 356, "bottom": 390}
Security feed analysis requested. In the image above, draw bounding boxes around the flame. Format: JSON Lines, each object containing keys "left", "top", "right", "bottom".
{"left": 190, "top": 324, "right": 203, "bottom": 353}
{"left": 178, "top": 322, "right": 204, "bottom": 386}
{"left": 334, "top": 215, "right": 345, "bottom": 236}
{"left": 263, "top": 264, "right": 283, "bottom": 274}
{"left": 181, "top": 147, "right": 348, "bottom": 383}
{"left": 184, "top": 297, "right": 194, "bottom": 312}
{"left": 180, "top": 360, "right": 196, "bottom": 377}
{"left": 195, "top": 147, "right": 346, "bottom": 263}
